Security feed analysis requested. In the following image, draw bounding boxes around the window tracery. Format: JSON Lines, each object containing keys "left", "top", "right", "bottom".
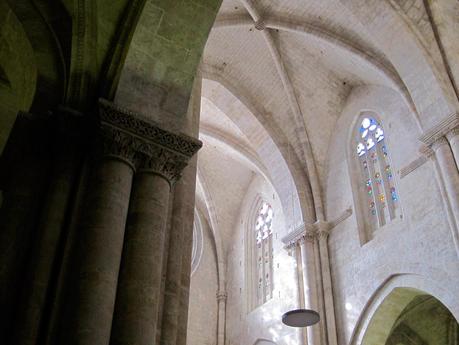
{"left": 254, "top": 201, "right": 274, "bottom": 307}
{"left": 355, "top": 116, "right": 398, "bottom": 233}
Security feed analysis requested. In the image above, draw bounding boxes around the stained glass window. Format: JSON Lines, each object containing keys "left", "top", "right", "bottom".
{"left": 355, "top": 116, "right": 398, "bottom": 232}
{"left": 254, "top": 201, "right": 273, "bottom": 307}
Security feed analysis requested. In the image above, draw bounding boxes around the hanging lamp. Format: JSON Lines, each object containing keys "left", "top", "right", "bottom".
{"left": 282, "top": 309, "right": 320, "bottom": 327}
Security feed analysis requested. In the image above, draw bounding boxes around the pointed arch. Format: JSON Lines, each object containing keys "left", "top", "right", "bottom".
{"left": 350, "top": 273, "right": 459, "bottom": 345}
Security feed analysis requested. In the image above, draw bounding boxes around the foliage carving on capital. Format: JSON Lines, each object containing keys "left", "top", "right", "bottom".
{"left": 99, "top": 98, "right": 202, "bottom": 156}
{"left": 216, "top": 292, "right": 227, "bottom": 302}
{"left": 284, "top": 242, "right": 297, "bottom": 256}
{"left": 100, "top": 125, "right": 139, "bottom": 166}
{"left": 137, "top": 147, "right": 189, "bottom": 184}
{"left": 446, "top": 126, "right": 459, "bottom": 141}
{"left": 303, "top": 230, "right": 316, "bottom": 243}
{"left": 98, "top": 99, "right": 202, "bottom": 184}
{"left": 317, "top": 229, "right": 329, "bottom": 240}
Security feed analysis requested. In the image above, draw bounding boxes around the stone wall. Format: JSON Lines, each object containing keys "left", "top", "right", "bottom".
{"left": 225, "top": 174, "right": 299, "bottom": 345}
{"left": 326, "top": 84, "right": 459, "bottom": 345}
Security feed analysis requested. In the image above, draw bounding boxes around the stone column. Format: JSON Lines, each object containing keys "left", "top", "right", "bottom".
{"left": 176, "top": 197, "right": 198, "bottom": 345}
{"left": 431, "top": 137, "right": 459, "bottom": 228}
{"left": 0, "top": 112, "right": 52, "bottom": 343}
{"left": 446, "top": 127, "right": 459, "bottom": 169}
{"left": 107, "top": 100, "right": 202, "bottom": 345}
{"left": 286, "top": 241, "right": 307, "bottom": 345}
{"left": 56, "top": 108, "right": 137, "bottom": 345}
{"left": 299, "top": 234, "right": 321, "bottom": 345}
{"left": 216, "top": 292, "right": 227, "bottom": 345}
{"left": 312, "top": 234, "right": 327, "bottom": 345}
{"left": 317, "top": 223, "right": 338, "bottom": 345}
{"left": 12, "top": 108, "right": 90, "bottom": 345}
{"left": 159, "top": 156, "right": 198, "bottom": 345}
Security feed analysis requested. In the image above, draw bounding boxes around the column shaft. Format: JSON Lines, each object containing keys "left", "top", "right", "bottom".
{"left": 176, "top": 196, "right": 197, "bottom": 345}
{"left": 299, "top": 238, "right": 321, "bottom": 345}
{"left": 434, "top": 138, "right": 459, "bottom": 227}
{"left": 318, "top": 230, "right": 338, "bottom": 345}
{"left": 160, "top": 156, "right": 198, "bottom": 345}
{"left": 12, "top": 110, "right": 88, "bottom": 345}
{"left": 293, "top": 243, "right": 307, "bottom": 345}
{"left": 217, "top": 295, "right": 227, "bottom": 345}
{"left": 313, "top": 238, "right": 327, "bottom": 345}
{"left": 110, "top": 172, "right": 171, "bottom": 345}
{"left": 0, "top": 113, "right": 52, "bottom": 342}
{"left": 57, "top": 157, "right": 134, "bottom": 345}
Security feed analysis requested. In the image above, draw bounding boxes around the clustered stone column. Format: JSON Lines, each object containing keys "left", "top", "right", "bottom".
{"left": 283, "top": 222, "right": 338, "bottom": 345}
{"left": 420, "top": 115, "right": 459, "bottom": 252}
{"left": 57, "top": 112, "right": 137, "bottom": 345}
{"left": 54, "top": 99, "right": 201, "bottom": 345}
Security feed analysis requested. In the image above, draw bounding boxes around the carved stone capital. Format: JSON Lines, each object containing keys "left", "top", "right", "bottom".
{"left": 446, "top": 126, "right": 459, "bottom": 141}
{"left": 100, "top": 125, "right": 140, "bottom": 169}
{"left": 302, "top": 230, "right": 317, "bottom": 243}
{"left": 216, "top": 292, "right": 227, "bottom": 302}
{"left": 317, "top": 228, "right": 329, "bottom": 240}
{"left": 419, "top": 145, "right": 435, "bottom": 159}
{"left": 419, "top": 113, "right": 459, "bottom": 147}
{"left": 431, "top": 136, "right": 449, "bottom": 151}
{"left": 98, "top": 99, "right": 202, "bottom": 185}
{"left": 284, "top": 242, "right": 297, "bottom": 256}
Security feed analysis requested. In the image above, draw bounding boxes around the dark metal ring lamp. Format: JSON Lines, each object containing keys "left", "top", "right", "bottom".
{"left": 282, "top": 309, "right": 320, "bottom": 327}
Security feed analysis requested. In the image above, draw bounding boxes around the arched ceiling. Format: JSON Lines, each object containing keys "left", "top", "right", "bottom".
{"left": 200, "top": 0, "right": 418, "bottom": 222}
{"left": 196, "top": 0, "right": 454, "bottom": 257}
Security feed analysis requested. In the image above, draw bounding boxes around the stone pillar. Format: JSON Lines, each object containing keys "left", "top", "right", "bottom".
{"left": 446, "top": 127, "right": 459, "bottom": 169}
{"left": 11, "top": 108, "right": 90, "bottom": 345}
{"left": 159, "top": 156, "right": 199, "bottom": 345}
{"left": 107, "top": 100, "right": 202, "bottom": 345}
{"left": 0, "top": 112, "right": 52, "bottom": 343}
{"left": 312, "top": 235, "right": 327, "bottom": 345}
{"left": 286, "top": 241, "right": 307, "bottom": 345}
{"left": 317, "top": 223, "right": 338, "bottom": 345}
{"left": 110, "top": 169, "right": 170, "bottom": 345}
{"left": 216, "top": 292, "right": 227, "bottom": 345}
{"left": 176, "top": 195, "right": 198, "bottom": 345}
{"left": 56, "top": 109, "right": 137, "bottom": 345}
{"left": 431, "top": 137, "right": 459, "bottom": 228}
{"left": 299, "top": 235, "right": 321, "bottom": 345}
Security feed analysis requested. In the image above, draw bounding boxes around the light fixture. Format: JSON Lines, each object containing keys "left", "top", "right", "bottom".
{"left": 282, "top": 309, "right": 320, "bottom": 327}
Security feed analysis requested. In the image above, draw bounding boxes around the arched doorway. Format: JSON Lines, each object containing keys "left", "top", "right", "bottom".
{"left": 362, "top": 287, "right": 459, "bottom": 345}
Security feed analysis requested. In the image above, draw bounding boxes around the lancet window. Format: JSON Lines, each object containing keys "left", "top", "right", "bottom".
{"left": 254, "top": 201, "right": 274, "bottom": 306}
{"left": 355, "top": 116, "right": 398, "bottom": 232}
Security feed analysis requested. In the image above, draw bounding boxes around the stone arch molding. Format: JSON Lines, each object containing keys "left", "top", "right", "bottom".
{"left": 349, "top": 273, "right": 459, "bottom": 345}
{"left": 201, "top": 70, "right": 310, "bottom": 226}
{"left": 191, "top": 209, "right": 204, "bottom": 276}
